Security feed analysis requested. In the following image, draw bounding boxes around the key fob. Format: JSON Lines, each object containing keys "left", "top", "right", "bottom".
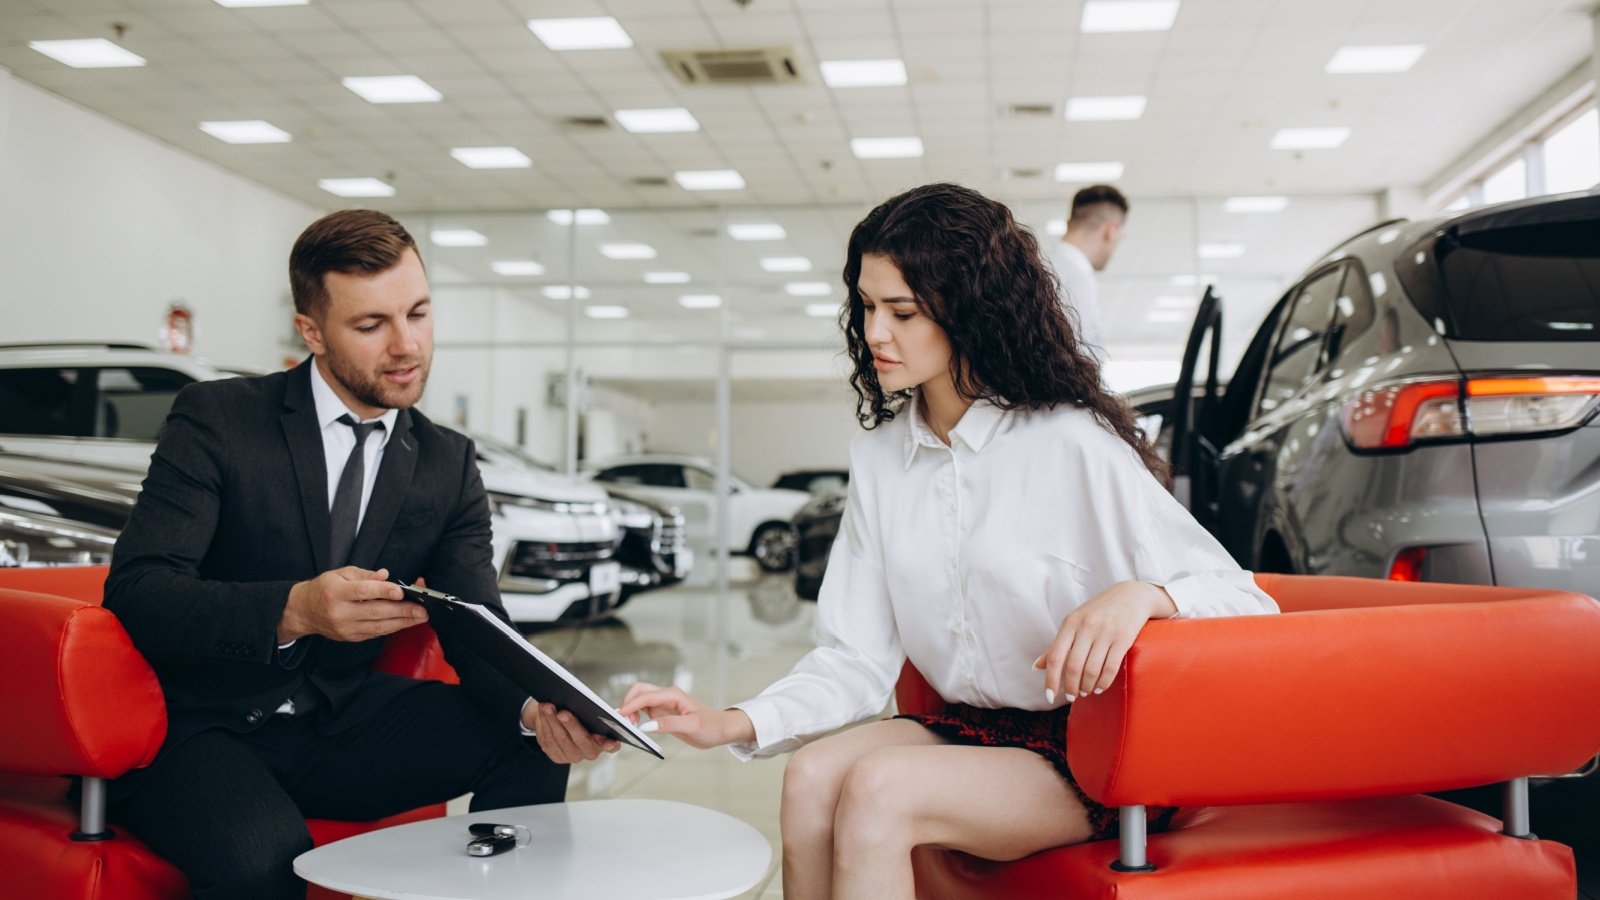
{"left": 469, "top": 822, "right": 517, "bottom": 838}
{"left": 467, "top": 834, "right": 518, "bottom": 857}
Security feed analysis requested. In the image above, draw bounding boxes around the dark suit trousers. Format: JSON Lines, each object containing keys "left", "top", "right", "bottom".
{"left": 109, "top": 681, "right": 567, "bottom": 900}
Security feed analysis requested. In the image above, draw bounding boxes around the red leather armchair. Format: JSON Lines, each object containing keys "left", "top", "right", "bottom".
{"left": 0, "top": 565, "right": 458, "bottom": 900}
{"left": 903, "top": 574, "right": 1600, "bottom": 899}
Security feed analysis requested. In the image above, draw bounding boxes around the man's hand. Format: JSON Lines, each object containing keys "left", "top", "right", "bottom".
{"left": 1035, "top": 581, "right": 1177, "bottom": 703}
{"left": 521, "top": 701, "right": 620, "bottom": 763}
{"left": 277, "top": 566, "right": 426, "bottom": 643}
{"left": 617, "top": 683, "right": 756, "bottom": 750}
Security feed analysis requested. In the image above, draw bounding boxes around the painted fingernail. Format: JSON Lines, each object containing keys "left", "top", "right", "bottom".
{"left": 1045, "top": 689, "right": 1055, "bottom": 704}
{"left": 640, "top": 721, "right": 660, "bottom": 733}
{"left": 1064, "top": 693, "right": 1076, "bottom": 703}
{"left": 1093, "top": 688, "right": 1105, "bottom": 695}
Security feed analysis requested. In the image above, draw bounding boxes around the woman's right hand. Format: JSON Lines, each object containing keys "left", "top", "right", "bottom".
{"left": 618, "top": 683, "right": 756, "bottom": 749}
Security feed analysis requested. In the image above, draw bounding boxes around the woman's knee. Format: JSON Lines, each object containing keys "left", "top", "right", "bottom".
{"left": 833, "top": 750, "right": 917, "bottom": 848}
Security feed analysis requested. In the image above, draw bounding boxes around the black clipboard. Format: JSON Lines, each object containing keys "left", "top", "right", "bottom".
{"left": 397, "top": 581, "right": 664, "bottom": 759}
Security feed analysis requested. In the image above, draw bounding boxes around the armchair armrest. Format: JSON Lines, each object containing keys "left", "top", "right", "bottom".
{"left": 1068, "top": 593, "right": 1600, "bottom": 808}
{"left": 0, "top": 588, "right": 166, "bottom": 779}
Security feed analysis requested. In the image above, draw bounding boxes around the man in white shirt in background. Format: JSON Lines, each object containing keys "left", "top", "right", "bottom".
{"left": 1048, "top": 184, "right": 1129, "bottom": 364}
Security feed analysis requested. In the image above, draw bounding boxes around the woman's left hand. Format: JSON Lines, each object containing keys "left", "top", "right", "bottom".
{"left": 1035, "top": 581, "right": 1177, "bottom": 704}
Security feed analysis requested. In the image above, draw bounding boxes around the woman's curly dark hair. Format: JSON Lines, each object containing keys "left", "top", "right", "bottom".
{"left": 841, "top": 182, "right": 1169, "bottom": 485}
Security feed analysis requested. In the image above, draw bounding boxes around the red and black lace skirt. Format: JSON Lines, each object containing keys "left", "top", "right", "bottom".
{"left": 896, "top": 703, "right": 1177, "bottom": 843}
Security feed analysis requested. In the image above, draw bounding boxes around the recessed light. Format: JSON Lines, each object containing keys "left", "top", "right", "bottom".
{"left": 199, "top": 120, "right": 290, "bottom": 144}
{"left": 544, "top": 286, "right": 592, "bottom": 300}
{"left": 342, "top": 75, "right": 441, "bottom": 104}
{"left": 1223, "top": 195, "right": 1289, "bottom": 213}
{"left": 1065, "top": 96, "right": 1147, "bottom": 121}
{"left": 1155, "top": 295, "right": 1197, "bottom": 309}
{"left": 1145, "top": 309, "right": 1191, "bottom": 323}
{"left": 806, "top": 303, "right": 840, "bottom": 318}
{"left": 674, "top": 169, "right": 745, "bottom": 191}
{"left": 492, "top": 260, "right": 545, "bottom": 276}
{"left": 1270, "top": 127, "right": 1350, "bottom": 150}
{"left": 214, "top": 0, "right": 308, "bottom": 6}
{"left": 547, "top": 209, "right": 609, "bottom": 226}
{"left": 1198, "top": 243, "right": 1245, "bottom": 259}
{"left": 645, "top": 271, "right": 691, "bottom": 284}
{"left": 318, "top": 178, "right": 394, "bottom": 198}
{"left": 29, "top": 39, "right": 145, "bottom": 68}
{"left": 451, "top": 146, "right": 531, "bottom": 169}
{"left": 761, "top": 257, "right": 813, "bottom": 273}
{"left": 599, "top": 243, "right": 656, "bottom": 260}
{"left": 1326, "top": 45, "right": 1425, "bottom": 74}
{"left": 431, "top": 229, "right": 487, "bottom": 248}
{"left": 1055, "top": 161, "right": 1125, "bottom": 182}
{"left": 819, "top": 59, "right": 907, "bottom": 88}
{"left": 851, "top": 137, "right": 924, "bottom": 159}
{"left": 1080, "top": 0, "right": 1180, "bottom": 33}
{"left": 1045, "top": 218, "right": 1067, "bottom": 237}
{"left": 584, "top": 305, "right": 630, "bottom": 319}
{"left": 679, "top": 294, "right": 722, "bottom": 309}
{"left": 614, "top": 108, "right": 700, "bottom": 133}
{"left": 786, "top": 282, "right": 833, "bottom": 296}
{"left": 528, "top": 17, "right": 633, "bottom": 51}
{"left": 728, "top": 223, "right": 787, "bottom": 241}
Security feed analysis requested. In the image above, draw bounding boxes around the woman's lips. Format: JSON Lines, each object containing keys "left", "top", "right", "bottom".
{"left": 873, "top": 357, "right": 901, "bottom": 371}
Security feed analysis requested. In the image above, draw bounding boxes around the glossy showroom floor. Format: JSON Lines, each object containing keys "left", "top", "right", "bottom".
{"left": 462, "top": 561, "right": 817, "bottom": 899}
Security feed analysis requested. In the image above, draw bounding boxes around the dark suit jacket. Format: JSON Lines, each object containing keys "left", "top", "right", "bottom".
{"left": 104, "top": 359, "right": 527, "bottom": 791}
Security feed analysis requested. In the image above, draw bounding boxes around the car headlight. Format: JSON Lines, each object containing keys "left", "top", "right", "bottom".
{"left": 487, "top": 491, "right": 608, "bottom": 517}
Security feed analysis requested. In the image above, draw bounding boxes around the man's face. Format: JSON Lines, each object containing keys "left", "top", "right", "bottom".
{"left": 294, "top": 247, "right": 433, "bottom": 416}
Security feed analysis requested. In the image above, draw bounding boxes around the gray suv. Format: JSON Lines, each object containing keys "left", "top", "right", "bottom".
{"left": 1168, "top": 190, "right": 1600, "bottom": 593}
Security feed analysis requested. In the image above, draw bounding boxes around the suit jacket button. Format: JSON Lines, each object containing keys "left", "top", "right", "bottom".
{"left": 246, "top": 708, "right": 263, "bottom": 724}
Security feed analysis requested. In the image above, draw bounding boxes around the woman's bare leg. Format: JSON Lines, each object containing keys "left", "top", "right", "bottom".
{"left": 779, "top": 719, "right": 945, "bottom": 900}
{"left": 831, "top": 744, "right": 1094, "bottom": 900}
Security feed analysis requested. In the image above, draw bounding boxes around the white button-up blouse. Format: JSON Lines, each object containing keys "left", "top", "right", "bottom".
{"left": 731, "top": 395, "right": 1278, "bottom": 758}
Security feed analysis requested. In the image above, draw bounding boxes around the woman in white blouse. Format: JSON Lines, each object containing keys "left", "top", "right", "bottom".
{"left": 620, "top": 183, "right": 1277, "bottom": 900}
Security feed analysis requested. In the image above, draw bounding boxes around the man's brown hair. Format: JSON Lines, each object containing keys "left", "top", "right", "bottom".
{"left": 1068, "top": 184, "right": 1130, "bottom": 226}
{"left": 289, "top": 209, "right": 419, "bottom": 317}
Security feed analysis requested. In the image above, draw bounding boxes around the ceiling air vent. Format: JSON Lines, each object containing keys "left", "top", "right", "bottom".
{"left": 1004, "top": 167, "right": 1045, "bottom": 180}
{"left": 663, "top": 47, "right": 802, "bottom": 85}
{"left": 559, "top": 115, "right": 610, "bottom": 130}
{"left": 1002, "top": 102, "right": 1056, "bottom": 118}
{"left": 632, "top": 176, "right": 671, "bottom": 188}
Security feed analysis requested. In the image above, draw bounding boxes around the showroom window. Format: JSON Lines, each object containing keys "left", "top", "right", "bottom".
{"left": 1542, "top": 107, "right": 1600, "bottom": 195}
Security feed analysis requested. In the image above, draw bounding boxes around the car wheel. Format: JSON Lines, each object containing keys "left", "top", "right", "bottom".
{"left": 751, "top": 522, "right": 797, "bottom": 572}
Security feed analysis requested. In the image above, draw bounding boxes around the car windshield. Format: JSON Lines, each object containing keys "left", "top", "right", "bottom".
{"left": 1400, "top": 219, "right": 1600, "bottom": 342}
{"left": 474, "top": 433, "right": 555, "bottom": 471}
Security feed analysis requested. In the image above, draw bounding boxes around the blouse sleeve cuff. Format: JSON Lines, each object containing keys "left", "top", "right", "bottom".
{"left": 726, "top": 698, "right": 802, "bottom": 761}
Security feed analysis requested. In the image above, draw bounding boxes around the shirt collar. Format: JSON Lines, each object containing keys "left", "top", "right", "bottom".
{"left": 308, "top": 358, "right": 398, "bottom": 446}
{"left": 903, "top": 391, "right": 1007, "bottom": 469}
{"left": 1055, "top": 240, "right": 1094, "bottom": 274}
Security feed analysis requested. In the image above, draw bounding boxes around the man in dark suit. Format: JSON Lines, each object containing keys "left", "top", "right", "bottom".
{"left": 104, "top": 209, "right": 619, "bottom": 898}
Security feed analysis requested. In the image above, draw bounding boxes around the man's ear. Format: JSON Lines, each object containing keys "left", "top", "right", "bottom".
{"left": 1103, "top": 219, "right": 1123, "bottom": 245}
{"left": 293, "top": 312, "right": 326, "bottom": 355}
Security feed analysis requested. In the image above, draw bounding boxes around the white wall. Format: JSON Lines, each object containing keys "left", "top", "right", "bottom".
{"left": 0, "top": 71, "right": 319, "bottom": 370}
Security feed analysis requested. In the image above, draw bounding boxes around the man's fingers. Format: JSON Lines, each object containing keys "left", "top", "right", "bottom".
{"left": 537, "top": 705, "right": 583, "bottom": 762}
{"left": 554, "top": 711, "right": 604, "bottom": 760}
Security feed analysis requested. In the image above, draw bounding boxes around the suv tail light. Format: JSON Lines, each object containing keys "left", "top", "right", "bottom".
{"left": 1388, "top": 546, "right": 1427, "bottom": 582}
{"left": 1340, "top": 375, "right": 1600, "bottom": 451}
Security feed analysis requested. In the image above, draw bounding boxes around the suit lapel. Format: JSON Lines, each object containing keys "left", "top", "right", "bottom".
{"left": 280, "top": 360, "right": 332, "bottom": 574}
{"left": 347, "top": 408, "right": 417, "bottom": 570}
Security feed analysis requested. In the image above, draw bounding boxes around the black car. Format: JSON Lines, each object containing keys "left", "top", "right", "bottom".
{"left": 791, "top": 489, "right": 845, "bottom": 601}
{"left": 772, "top": 469, "right": 849, "bottom": 495}
{"left": 602, "top": 486, "right": 691, "bottom": 605}
{"left": 1164, "top": 191, "right": 1600, "bottom": 590}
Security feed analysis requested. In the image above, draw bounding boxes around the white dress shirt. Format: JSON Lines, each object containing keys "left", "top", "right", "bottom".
{"left": 730, "top": 396, "right": 1277, "bottom": 758}
{"left": 308, "top": 359, "right": 398, "bottom": 530}
{"left": 1048, "top": 241, "right": 1106, "bottom": 362}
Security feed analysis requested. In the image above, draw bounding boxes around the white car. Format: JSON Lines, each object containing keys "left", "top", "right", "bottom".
{"left": 0, "top": 343, "right": 620, "bottom": 624}
{"left": 584, "top": 454, "right": 811, "bottom": 572}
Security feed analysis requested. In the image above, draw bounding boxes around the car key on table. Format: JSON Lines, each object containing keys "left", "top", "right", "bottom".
{"left": 466, "top": 822, "right": 532, "bottom": 857}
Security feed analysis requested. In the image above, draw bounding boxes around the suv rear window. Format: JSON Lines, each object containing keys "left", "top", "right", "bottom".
{"left": 1399, "top": 221, "right": 1600, "bottom": 341}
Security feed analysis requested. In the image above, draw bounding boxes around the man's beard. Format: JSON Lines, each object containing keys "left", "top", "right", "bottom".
{"left": 328, "top": 352, "right": 430, "bottom": 411}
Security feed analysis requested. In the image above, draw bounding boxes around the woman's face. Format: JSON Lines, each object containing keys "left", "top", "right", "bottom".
{"left": 858, "top": 253, "right": 952, "bottom": 394}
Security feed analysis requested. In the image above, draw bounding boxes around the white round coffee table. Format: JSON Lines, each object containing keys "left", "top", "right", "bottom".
{"left": 294, "top": 798, "right": 772, "bottom": 900}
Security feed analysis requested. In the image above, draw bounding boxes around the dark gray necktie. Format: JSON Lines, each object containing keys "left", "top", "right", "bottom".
{"left": 329, "top": 414, "right": 384, "bottom": 568}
